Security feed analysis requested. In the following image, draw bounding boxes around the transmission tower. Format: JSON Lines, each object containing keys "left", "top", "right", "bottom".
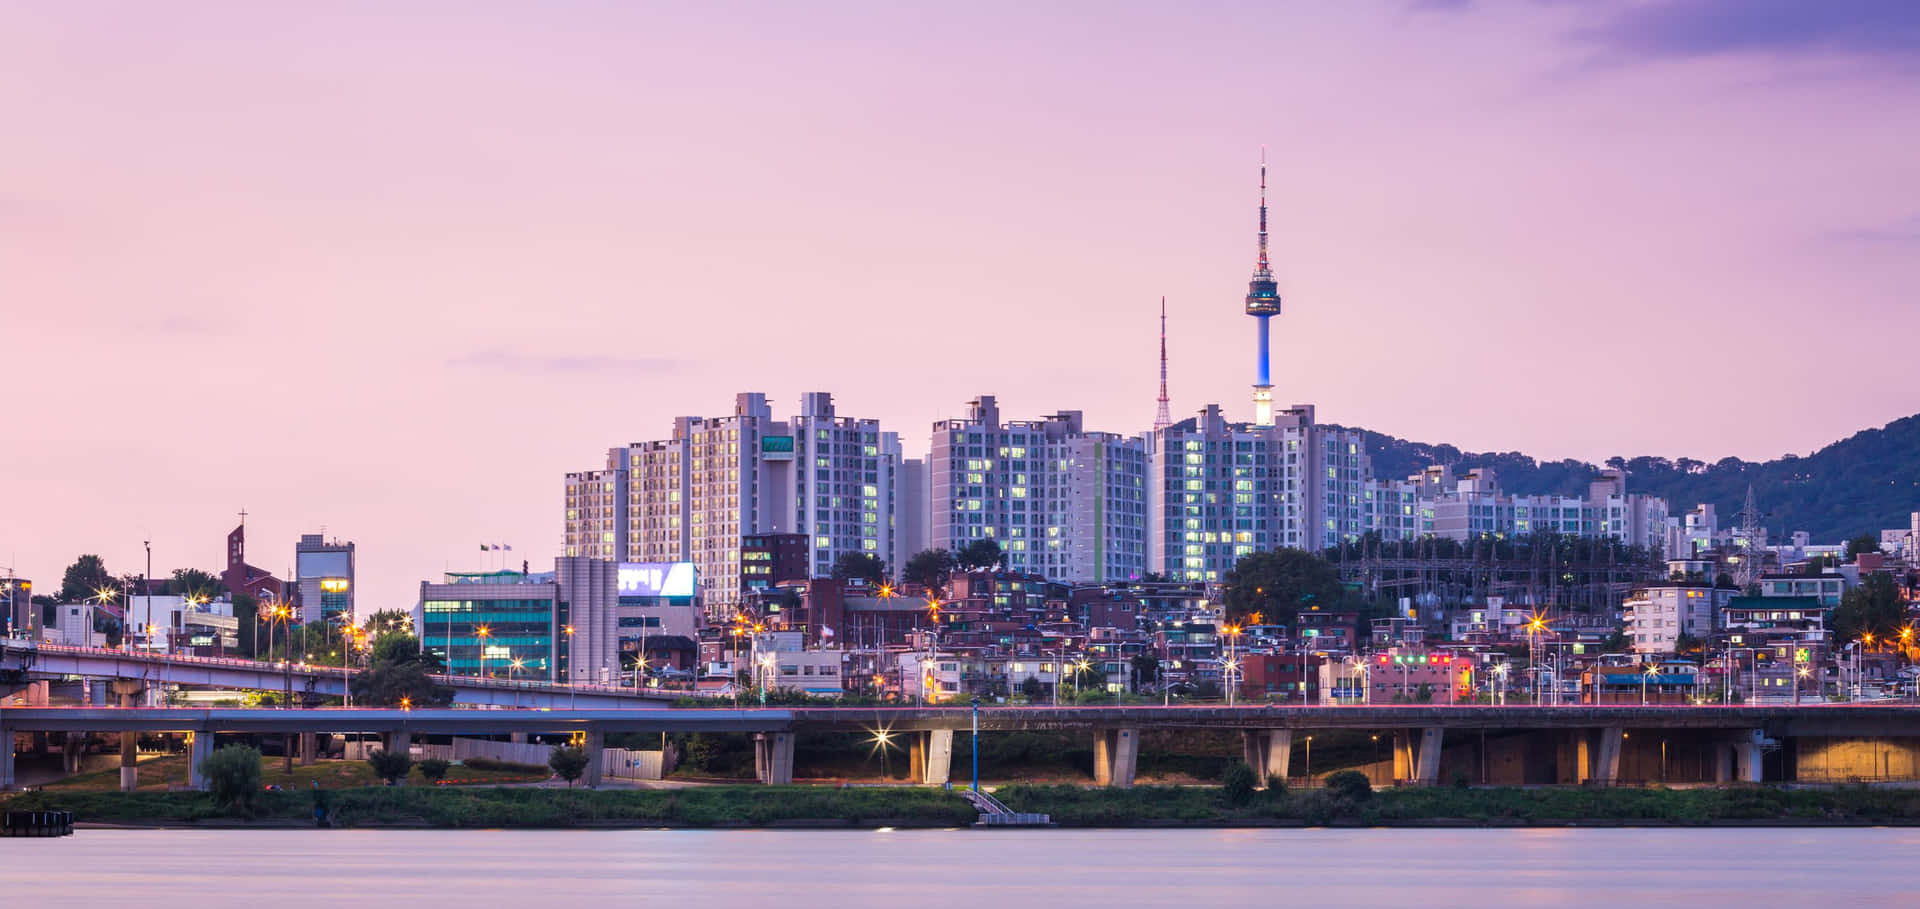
{"left": 1734, "top": 484, "right": 1767, "bottom": 588}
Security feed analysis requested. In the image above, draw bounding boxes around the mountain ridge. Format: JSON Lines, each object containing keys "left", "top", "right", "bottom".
{"left": 1353, "top": 413, "right": 1920, "bottom": 544}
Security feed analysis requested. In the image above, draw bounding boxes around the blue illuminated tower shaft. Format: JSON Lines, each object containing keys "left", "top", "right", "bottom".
{"left": 1244, "top": 154, "right": 1281, "bottom": 425}
{"left": 1256, "top": 314, "right": 1271, "bottom": 387}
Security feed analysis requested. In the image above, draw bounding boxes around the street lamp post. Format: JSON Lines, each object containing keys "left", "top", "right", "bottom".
{"left": 970, "top": 697, "right": 980, "bottom": 793}
{"left": 476, "top": 625, "right": 491, "bottom": 681}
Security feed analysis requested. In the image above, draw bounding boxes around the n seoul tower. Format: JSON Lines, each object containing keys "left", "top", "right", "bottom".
{"left": 1245, "top": 151, "right": 1282, "bottom": 426}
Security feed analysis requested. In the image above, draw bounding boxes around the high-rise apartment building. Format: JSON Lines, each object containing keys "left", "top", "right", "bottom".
{"left": 563, "top": 451, "right": 627, "bottom": 562}
{"left": 564, "top": 392, "right": 899, "bottom": 617}
{"left": 1147, "top": 402, "right": 1374, "bottom": 581}
{"left": 931, "top": 396, "right": 1147, "bottom": 583}
{"left": 293, "top": 533, "right": 354, "bottom": 624}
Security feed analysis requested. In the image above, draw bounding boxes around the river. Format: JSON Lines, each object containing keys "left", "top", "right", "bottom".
{"left": 5, "top": 828, "right": 1917, "bottom": 906}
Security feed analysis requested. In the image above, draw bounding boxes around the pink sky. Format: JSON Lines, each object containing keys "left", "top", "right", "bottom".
{"left": 5, "top": 1, "right": 1918, "bottom": 612}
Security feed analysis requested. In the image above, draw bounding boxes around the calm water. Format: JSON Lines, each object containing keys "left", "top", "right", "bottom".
{"left": 5, "top": 828, "right": 1918, "bottom": 906}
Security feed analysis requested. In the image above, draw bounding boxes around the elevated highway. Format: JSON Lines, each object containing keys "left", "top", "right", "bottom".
{"left": 0, "top": 640, "right": 674, "bottom": 709}
{"left": 8, "top": 703, "right": 1920, "bottom": 791}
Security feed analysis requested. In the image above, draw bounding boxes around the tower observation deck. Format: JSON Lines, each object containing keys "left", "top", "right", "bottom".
{"left": 1245, "top": 155, "right": 1281, "bottom": 426}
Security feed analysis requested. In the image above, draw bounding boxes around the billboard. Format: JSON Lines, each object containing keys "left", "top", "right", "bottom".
{"left": 761, "top": 434, "right": 795, "bottom": 460}
{"left": 618, "top": 562, "right": 696, "bottom": 598}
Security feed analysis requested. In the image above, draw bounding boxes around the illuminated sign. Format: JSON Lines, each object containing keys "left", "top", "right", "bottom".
{"left": 761, "top": 435, "right": 795, "bottom": 461}
{"left": 618, "top": 562, "right": 696, "bottom": 598}
{"left": 319, "top": 578, "right": 351, "bottom": 593}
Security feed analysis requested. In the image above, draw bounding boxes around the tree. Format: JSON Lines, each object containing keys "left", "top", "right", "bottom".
{"left": 59, "top": 554, "right": 112, "bottom": 602}
{"left": 1221, "top": 760, "right": 1259, "bottom": 806}
{"left": 1222, "top": 549, "right": 1345, "bottom": 628}
{"left": 1129, "top": 654, "right": 1160, "bottom": 692}
{"left": 418, "top": 758, "right": 451, "bottom": 783}
{"left": 366, "top": 747, "right": 412, "bottom": 785}
{"left": 901, "top": 549, "right": 956, "bottom": 592}
{"left": 198, "top": 743, "right": 263, "bottom": 813}
{"left": 830, "top": 552, "right": 886, "bottom": 585}
{"left": 1326, "top": 769, "right": 1373, "bottom": 802}
{"left": 955, "top": 538, "right": 1006, "bottom": 572}
{"left": 1833, "top": 573, "right": 1905, "bottom": 644}
{"left": 549, "top": 745, "right": 591, "bottom": 788}
{"left": 168, "top": 568, "right": 224, "bottom": 599}
{"left": 1845, "top": 534, "right": 1883, "bottom": 562}
{"left": 362, "top": 609, "right": 414, "bottom": 636}
{"left": 1019, "top": 675, "right": 1044, "bottom": 701}
{"left": 231, "top": 593, "right": 258, "bottom": 656}
{"left": 350, "top": 632, "right": 454, "bottom": 707}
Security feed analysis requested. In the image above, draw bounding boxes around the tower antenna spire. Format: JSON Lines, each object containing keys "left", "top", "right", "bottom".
{"left": 1257, "top": 146, "right": 1269, "bottom": 273}
{"left": 1154, "top": 296, "right": 1173, "bottom": 432}
{"left": 1244, "top": 147, "right": 1281, "bottom": 426}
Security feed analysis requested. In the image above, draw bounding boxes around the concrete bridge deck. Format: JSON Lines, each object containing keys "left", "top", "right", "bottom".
{"left": 9, "top": 703, "right": 1920, "bottom": 792}
{"left": 2, "top": 641, "right": 674, "bottom": 708}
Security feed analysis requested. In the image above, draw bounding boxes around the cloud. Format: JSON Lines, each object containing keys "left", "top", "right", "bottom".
{"left": 1571, "top": 0, "right": 1920, "bottom": 64}
{"left": 1823, "top": 214, "right": 1920, "bottom": 247}
{"left": 1406, "top": 0, "right": 1473, "bottom": 12}
{"left": 446, "top": 348, "right": 679, "bottom": 376}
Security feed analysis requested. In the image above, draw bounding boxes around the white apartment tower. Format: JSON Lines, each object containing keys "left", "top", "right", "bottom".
{"left": 931, "top": 396, "right": 1147, "bottom": 582}
{"left": 565, "top": 392, "right": 899, "bottom": 617}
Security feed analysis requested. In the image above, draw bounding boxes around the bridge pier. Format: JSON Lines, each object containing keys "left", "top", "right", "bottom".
{"left": 187, "top": 732, "right": 215, "bottom": 791}
{"left": 1241, "top": 730, "right": 1292, "bottom": 787}
{"left": 583, "top": 729, "right": 604, "bottom": 788}
{"left": 754, "top": 732, "right": 794, "bottom": 785}
{"left": 387, "top": 729, "right": 412, "bottom": 783}
{"left": 298, "top": 732, "right": 318, "bottom": 766}
{"left": 113, "top": 679, "right": 143, "bottom": 792}
{"left": 1733, "top": 729, "right": 1763, "bottom": 782}
{"left": 904, "top": 730, "right": 955, "bottom": 786}
{"left": 1, "top": 724, "right": 14, "bottom": 790}
{"left": 1391, "top": 728, "right": 1444, "bottom": 784}
{"left": 1093, "top": 728, "right": 1138, "bottom": 788}
{"left": 1585, "top": 727, "right": 1623, "bottom": 785}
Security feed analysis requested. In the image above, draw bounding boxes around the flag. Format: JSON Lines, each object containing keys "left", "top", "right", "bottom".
{"left": 479, "top": 544, "right": 487, "bottom": 551}
{"left": 504, "top": 544, "right": 512, "bottom": 552}
{"left": 492, "top": 544, "right": 501, "bottom": 551}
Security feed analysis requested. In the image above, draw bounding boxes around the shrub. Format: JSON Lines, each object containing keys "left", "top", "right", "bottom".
{"left": 198, "top": 743, "right": 262, "bottom": 814}
{"left": 549, "top": 745, "right": 591, "bottom": 788}
{"left": 1326, "top": 769, "right": 1373, "bottom": 802}
{"left": 418, "top": 758, "right": 451, "bottom": 782}
{"left": 1221, "top": 761, "right": 1258, "bottom": 806}
{"left": 367, "top": 748, "right": 413, "bottom": 785}
{"left": 1451, "top": 771, "right": 1472, "bottom": 790}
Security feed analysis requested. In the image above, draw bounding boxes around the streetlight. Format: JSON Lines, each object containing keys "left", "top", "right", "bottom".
{"left": 970, "top": 697, "right": 981, "bottom": 793}
{"left": 1642, "top": 661, "right": 1659, "bottom": 706}
{"left": 509, "top": 658, "right": 526, "bottom": 709}
{"left": 476, "top": 625, "right": 491, "bottom": 680}
{"left": 1304, "top": 735, "right": 1313, "bottom": 784}
{"left": 1222, "top": 624, "right": 1241, "bottom": 708}
{"left": 1492, "top": 662, "right": 1509, "bottom": 707}
{"left": 758, "top": 653, "right": 776, "bottom": 707}
{"left": 564, "top": 625, "right": 577, "bottom": 709}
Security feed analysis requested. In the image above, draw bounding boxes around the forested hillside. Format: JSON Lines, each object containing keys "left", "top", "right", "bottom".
{"left": 1358, "top": 414, "right": 1920, "bottom": 543}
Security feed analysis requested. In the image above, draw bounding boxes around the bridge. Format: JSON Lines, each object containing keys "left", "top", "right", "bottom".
{"left": 7, "top": 703, "right": 1920, "bottom": 793}
{"left": 0, "top": 640, "right": 675, "bottom": 709}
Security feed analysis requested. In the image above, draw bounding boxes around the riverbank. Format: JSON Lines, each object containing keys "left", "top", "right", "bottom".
{"left": 1, "top": 786, "right": 978, "bottom": 828}
{"left": 994, "top": 782, "right": 1920, "bottom": 826}
{"left": 10, "top": 783, "right": 1920, "bottom": 829}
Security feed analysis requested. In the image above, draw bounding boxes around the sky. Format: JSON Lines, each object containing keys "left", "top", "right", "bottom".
{"left": 5, "top": 0, "right": 1919, "bottom": 613}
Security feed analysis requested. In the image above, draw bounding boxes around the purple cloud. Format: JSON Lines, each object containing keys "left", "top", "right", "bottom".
{"left": 1573, "top": 0, "right": 1920, "bottom": 63}
{"left": 1824, "top": 214, "right": 1920, "bottom": 247}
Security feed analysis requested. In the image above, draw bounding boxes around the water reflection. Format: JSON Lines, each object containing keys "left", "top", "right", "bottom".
{"left": 4, "top": 828, "right": 1918, "bottom": 907}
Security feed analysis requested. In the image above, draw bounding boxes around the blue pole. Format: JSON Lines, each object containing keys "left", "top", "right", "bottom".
{"left": 970, "top": 697, "right": 980, "bottom": 792}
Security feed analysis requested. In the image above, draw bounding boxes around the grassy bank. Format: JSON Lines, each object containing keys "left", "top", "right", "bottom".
{"left": 995, "top": 783, "right": 1920, "bottom": 826}
{"left": 37, "top": 755, "right": 541, "bottom": 792}
{"left": 0, "top": 785, "right": 979, "bottom": 829}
